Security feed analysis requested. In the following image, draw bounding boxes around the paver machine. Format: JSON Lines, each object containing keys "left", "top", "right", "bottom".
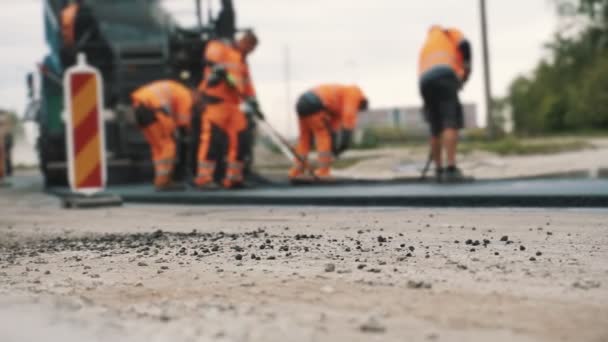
{"left": 25, "top": 0, "right": 255, "bottom": 187}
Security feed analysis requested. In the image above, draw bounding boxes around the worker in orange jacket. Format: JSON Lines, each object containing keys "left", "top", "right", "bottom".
{"left": 60, "top": 0, "right": 82, "bottom": 68}
{"left": 195, "top": 30, "right": 260, "bottom": 190}
{"left": 131, "top": 80, "right": 195, "bottom": 190}
{"left": 60, "top": 0, "right": 108, "bottom": 69}
{"left": 61, "top": 0, "right": 81, "bottom": 50}
{"left": 289, "top": 84, "right": 368, "bottom": 182}
{"left": 418, "top": 25, "right": 472, "bottom": 183}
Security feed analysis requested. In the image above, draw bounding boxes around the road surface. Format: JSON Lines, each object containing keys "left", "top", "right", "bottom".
{"left": 1, "top": 174, "right": 607, "bottom": 341}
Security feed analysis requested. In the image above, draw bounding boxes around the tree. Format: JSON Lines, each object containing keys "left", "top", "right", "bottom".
{"left": 507, "top": 0, "right": 608, "bottom": 134}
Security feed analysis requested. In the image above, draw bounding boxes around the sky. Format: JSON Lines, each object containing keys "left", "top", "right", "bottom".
{"left": 1, "top": 0, "right": 558, "bottom": 136}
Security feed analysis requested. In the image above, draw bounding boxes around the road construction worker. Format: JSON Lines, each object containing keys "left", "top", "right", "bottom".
{"left": 61, "top": 0, "right": 81, "bottom": 50}
{"left": 195, "top": 30, "right": 260, "bottom": 190}
{"left": 418, "top": 25, "right": 472, "bottom": 183}
{"left": 60, "top": 0, "right": 87, "bottom": 67}
{"left": 131, "top": 80, "right": 196, "bottom": 191}
{"left": 289, "top": 84, "right": 368, "bottom": 182}
{"left": 60, "top": 0, "right": 111, "bottom": 72}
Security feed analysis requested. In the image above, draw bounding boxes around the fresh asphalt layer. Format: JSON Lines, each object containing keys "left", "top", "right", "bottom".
{"left": 48, "top": 178, "right": 608, "bottom": 208}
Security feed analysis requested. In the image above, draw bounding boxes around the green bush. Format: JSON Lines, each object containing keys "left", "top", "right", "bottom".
{"left": 459, "top": 136, "right": 592, "bottom": 156}
{"left": 462, "top": 128, "right": 489, "bottom": 142}
{"left": 353, "top": 127, "right": 409, "bottom": 149}
{"left": 507, "top": 0, "right": 608, "bottom": 134}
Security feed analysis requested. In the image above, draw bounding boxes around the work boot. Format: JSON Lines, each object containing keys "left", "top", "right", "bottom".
{"left": 154, "top": 175, "right": 172, "bottom": 188}
{"left": 442, "top": 166, "right": 466, "bottom": 183}
{"left": 194, "top": 179, "right": 221, "bottom": 191}
{"left": 289, "top": 174, "right": 315, "bottom": 184}
{"left": 155, "top": 181, "right": 186, "bottom": 192}
{"left": 289, "top": 166, "right": 315, "bottom": 184}
{"left": 313, "top": 168, "right": 335, "bottom": 183}
{"left": 288, "top": 166, "right": 303, "bottom": 179}
{"left": 223, "top": 162, "right": 245, "bottom": 189}
{"left": 434, "top": 168, "right": 444, "bottom": 183}
{"left": 223, "top": 179, "right": 246, "bottom": 190}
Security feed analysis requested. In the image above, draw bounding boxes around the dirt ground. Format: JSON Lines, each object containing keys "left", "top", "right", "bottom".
{"left": 1, "top": 177, "right": 607, "bottom": 342}
{"left": 332, "top": 138, "right": 608, "bottom": 180}
{"left": 254, "top": 138, "right": 608, "bottom": 181}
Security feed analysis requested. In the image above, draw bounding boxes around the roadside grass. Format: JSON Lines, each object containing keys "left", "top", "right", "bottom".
{"left": 352, "top": 135, "right": 594, "bottom": 156}
{"left": 351, "top": 127, "right": 596, "bottom": 156}
{"left": 255, "top": 155, "right": 374, "bottom": 171}
{"left": 260, "top": 127, "right": 599, "bottom": 173}
{"left": 458, "top": 136, "right": 593, "bottom": 156}
{"left": 13, "top": 163, "right": 39, "bottom": 170}
{"left": 333, "top": 156, "right": 376, "bottom": 170}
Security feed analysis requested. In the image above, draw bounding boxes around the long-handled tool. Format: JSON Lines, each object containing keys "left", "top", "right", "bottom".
{"left": 419, "top": 106, "right": 434, "bottom": 181}
{"left": 256, "top": 118, "right": 298, "bottom": 162}
{"left": 253, "top": 114, "right": 302, "bottom": 163}
{"left": 419, "top": 150, "right": 433, "bottom": 181}
{"left": 253, "top": 114, "right": 319, "bottom": 180}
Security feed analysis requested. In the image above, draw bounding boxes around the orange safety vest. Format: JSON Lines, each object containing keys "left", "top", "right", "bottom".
{"left": 131, "top": 81, "right": 194, "bottom": 128}
{"left": 313, "top": 84, "right": 366, "bottom": 130}
{"left": 199, "top": 40, "right": 255, "bottom": 104}
{"left": 418, "top": 26, "right": 466, "bottom": 81}
{"left": 61, "top": 4, "right": 79, "bottom": 49}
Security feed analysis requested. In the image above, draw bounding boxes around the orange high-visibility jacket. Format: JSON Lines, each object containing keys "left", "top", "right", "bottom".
{"left": 131, "top": 81, "right": 194, "bottom": 128}
{"left": 61, "top": 3, "right": 79, "bottom": 49}
{"left": 418, "top": 26, "right": 468, "bottom": 81}
{"left": 312, "top": 84, "right": 366, "bottom": 131}
{"left": 199, "top": 40, "right": 256, "bottom": 104}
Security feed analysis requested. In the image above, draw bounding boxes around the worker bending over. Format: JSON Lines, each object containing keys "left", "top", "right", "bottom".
{"left": 195, "top": 30, "right": 260, "bottom": 190}
{"left": 418, "top": 25, "right": 472, "bottom": 182}
{"left": 289, "top": 84, "right": 368, "bottom": 182}
{"left": 131, "top": 80, "right": 195, "bottom": 191}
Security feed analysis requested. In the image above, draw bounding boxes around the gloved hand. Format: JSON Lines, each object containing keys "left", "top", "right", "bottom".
{"left": 134, "top": 105, "right": 156, "bottom": 128}
{"left": 207, "top": 65, "right": 227, "bottom": 87}
{"left": 245, "top": 97, "right": 265, "bottom": 120}
{"left": 174, "top": 127, "right": 186, "bottom": 142}
{"left": 207, "top": 65, "right": 238, "bottom": 88}
{"left": 334, "top": 130, "right": 353, "bottom": 157}
{"left": 462, "top": 62, "right": 472, "bottom": 88}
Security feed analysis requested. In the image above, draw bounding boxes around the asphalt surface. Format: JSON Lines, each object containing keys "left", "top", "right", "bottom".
{"left": 48, "top": 178, "right": 608, "bottom": 207}
{"left": 1, "top": 172, "right": 607, "bottom": 341}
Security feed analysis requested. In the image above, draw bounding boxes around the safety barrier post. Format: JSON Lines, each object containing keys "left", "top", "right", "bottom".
{"left": 62, "top": 53, "right": 121, "bottom": 208}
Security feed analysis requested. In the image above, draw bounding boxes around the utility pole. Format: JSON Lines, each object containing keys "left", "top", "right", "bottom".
{"left": 284, "top": 45, "right": 293, "bottom": 138}
{"left": 480, "top": 0, "right": 495, "bottom": 138}
{"left": 195, "top": 0, "right": 203, "bottom": 32}
{"left": 208, "top": 0, "right": 214, "bottom": 26}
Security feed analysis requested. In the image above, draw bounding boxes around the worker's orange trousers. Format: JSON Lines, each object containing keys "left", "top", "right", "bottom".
{"left": 289, "top": 111, "right": 336, "bottom": 180}
{"left": 195, "top": 103, "right": 247, "bottom": 188}
{"left": 139, "top": 112, "right": 177, "bottom": 188}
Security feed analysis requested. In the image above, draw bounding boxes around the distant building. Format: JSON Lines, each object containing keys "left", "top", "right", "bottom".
{"left": 0, "top": 110, "right": 12, "bottom": 133}
{"left": 357, "top": 103, "right": 478, "bottom": 139}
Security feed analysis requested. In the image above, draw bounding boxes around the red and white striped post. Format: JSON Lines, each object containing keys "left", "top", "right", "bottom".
{"left": 63, "top": 53, "right": 107, "bottom": 196}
